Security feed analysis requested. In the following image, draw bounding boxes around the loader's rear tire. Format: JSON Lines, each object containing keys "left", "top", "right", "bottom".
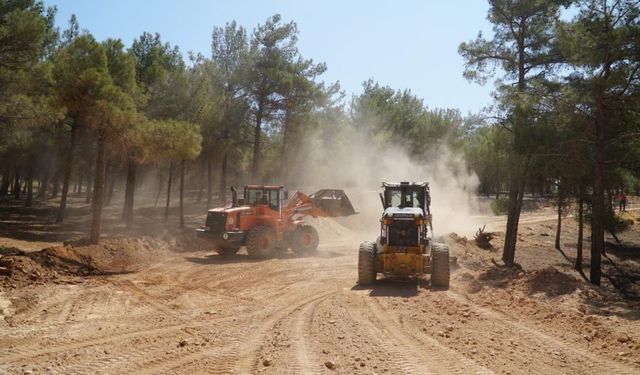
{"left": 358, "top": 241, "right": 377, "bottom": 285}
{"left": 431, "top": 243, "right": 450, "bottom": 288}
{"left": 215, "top": 247, "right": 239, "bottom": 256}
{"left": 246, "top": 226, "right": 276, "bottom": 259}
{"left": 292, "top": 225, "right": 319, "bottom": 255}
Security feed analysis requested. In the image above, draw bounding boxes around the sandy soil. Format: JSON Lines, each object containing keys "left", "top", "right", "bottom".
{"left": 0, "top": 197, "right": 639, "bottom": 374}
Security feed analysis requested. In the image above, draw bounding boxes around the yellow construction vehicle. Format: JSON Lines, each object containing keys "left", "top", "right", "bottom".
{"left": 358, "top": 182, "right": 450, "bottom": 288}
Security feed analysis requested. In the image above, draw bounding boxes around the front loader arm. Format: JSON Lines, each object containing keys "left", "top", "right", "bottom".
{"left": 285, "top": 189, "right": 357, "bottom": 218}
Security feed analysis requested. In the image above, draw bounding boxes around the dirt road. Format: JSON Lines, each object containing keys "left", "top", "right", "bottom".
{"left": 1, "top": 218, "right": 639, "bottom": 374}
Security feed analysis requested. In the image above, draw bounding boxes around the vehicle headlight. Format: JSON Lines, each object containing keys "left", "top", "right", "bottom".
{"left": 222, "top": 233, "right": 229, "bottom": 240}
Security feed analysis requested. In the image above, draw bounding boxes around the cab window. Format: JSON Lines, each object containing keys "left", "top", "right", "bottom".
{"left": 267, "top": 189, "right": 279, "bottom": 210}
{"left": 246, "top": 189, "right": 264, "bottom": 205}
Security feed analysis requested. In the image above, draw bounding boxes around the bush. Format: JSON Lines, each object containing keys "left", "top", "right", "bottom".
{"left": 491, "top": 198, "right": 510, "bottom": 215}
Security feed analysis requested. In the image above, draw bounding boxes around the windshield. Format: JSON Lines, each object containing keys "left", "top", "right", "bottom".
{"left": 385, "top": 188, "right": 424, "bottom": 209}
{"left": 245, "top": 188, "right": 280, "bottom": 210}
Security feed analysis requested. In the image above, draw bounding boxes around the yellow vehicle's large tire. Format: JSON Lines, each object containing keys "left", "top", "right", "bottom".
{"left": 246, "top": 226, "right": 276, "bottom": 259}
{"left": 358, "top": 241, "right": 377, "bottom": 285}
{"left": 431, "top": 243, "right": 450, "bottom": 288}
{"left": 291, "top": 225, "right": 319, "bottom": 255}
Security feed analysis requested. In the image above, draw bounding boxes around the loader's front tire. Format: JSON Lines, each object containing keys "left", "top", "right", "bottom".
{"left": 431, "top": 243, "right": 450, "bottom": 288}
{"left": 215, "top": 247, "right": 239, "bottom": 256}
{"left": 358, "top": 241, "right": 377, "bottom": 285}
{"left": 291, "top": 225, "right": 319, "bottom": 255}
{"left": 246, "top": 226, "right": 276, "bottom": 259}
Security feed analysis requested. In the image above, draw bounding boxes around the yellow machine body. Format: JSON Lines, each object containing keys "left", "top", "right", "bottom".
{"left": 377, "top": 244, "right": 431, "bottom": 277}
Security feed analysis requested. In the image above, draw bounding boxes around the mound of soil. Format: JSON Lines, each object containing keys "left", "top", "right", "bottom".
{"left": 0, "top": 248, "right": 58, "bottom": 287}
{"left": 0, "top": 237, "right": 169, "bottom": 289}
{"left": 517, "top": 266, "right": 581, "bottom": 297}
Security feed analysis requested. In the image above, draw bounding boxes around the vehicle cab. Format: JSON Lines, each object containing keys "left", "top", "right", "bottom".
{"left": 378, "top": 182, "right": 432, "bottom": 276}
{"left": 196, "top": 185, "right": 287, "bottom": 246}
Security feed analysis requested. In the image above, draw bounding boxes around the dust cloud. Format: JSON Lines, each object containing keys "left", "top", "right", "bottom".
{"left": 298, "top": 128, "right": 482, "bottom": 239}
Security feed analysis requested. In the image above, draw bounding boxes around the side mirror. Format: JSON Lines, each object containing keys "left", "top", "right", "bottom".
{"left": 237, "top": 198, "right": 245, "bottom": 205}
{"left": 284, "top": 190, "right": 289, "bottom": 200}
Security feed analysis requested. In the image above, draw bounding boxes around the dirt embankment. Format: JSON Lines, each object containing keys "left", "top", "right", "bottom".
{"left": 0, "top": 236, "right": 175, "bottom": 289}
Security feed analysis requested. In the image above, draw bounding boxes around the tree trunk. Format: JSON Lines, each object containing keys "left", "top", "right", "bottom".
{"left": 57, "top": 124, "right": 78, "bottom": 223}
{"left": 85, "top": 165, "right": 94, "bottom": 204}
{"left": 251, "top": 95, "right": 265, "bottom": 181}
{"left": 106, "top": 161, "right": 116, "bottom": 206}
{"left": 13, "top": 171, "right": 20, "bottom": 199}
{"left": 37, "top": 168, "right": 50, "bottom": 200}
{"left": 591, "top": 171, "right": 604, "bottom": 284}
{"left": 575, "top": 184, "right": 585, "bottom": 272}
{"left": 25, "top": 177, "right": 34, "bottom": 207}
{"left": 502, "top": 33, "right": 529, "bottom": 267}
{"left": 196, "top": 157, "right": 204, "bottom": 204}
{"left": 207, "top": 156, "right": 213, "bottom": 208}
{"left": 51, "top": 169, "right": 59, "bottom": 199}
{"left": 164, "top": 162, "right": 173, "bottom": 222}
{"left": 26, "top": 178, "right": 34, "bottom": 207}
{"left": 154, "top": 170, "right": 163, "bottom": 208}
{"left": 25, "top": 156, "right": 35, "bottom": 207}
{"left": 555, "top": 181, "right": 564, "bottom": 250}
{"left": 590, "top": 108, "right": 605, "bottom": 285}
{"left": 218, "top": 152, "right": 228, "bottom": 205}
{"left": 179, "top": 160, "right": 185, "bottom": 228}
{"left": 0, "top": 167, "right": 10, "bottom": 196}
{"left": 280, "top": 110, "right": 292, "bottom": 183}
{"left": 502, "top": 161, "right": 525, "bottom": 265}
{"left": 90, "top": 137, "right": 107, "bottom": 244}
{"left": 76, "top": 171, "right": 83, "bottom": 194}
{"left": 122, "top": 155, "right": 137, "bottom": 228}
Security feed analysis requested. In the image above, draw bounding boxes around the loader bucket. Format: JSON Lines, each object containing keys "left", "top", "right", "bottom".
{"left": 309, "top": 189, "right": 357, "bottom": 217}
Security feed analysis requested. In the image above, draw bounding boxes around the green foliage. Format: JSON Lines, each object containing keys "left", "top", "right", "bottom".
{"left": 148, "top": 119, "right": 202, "bottom": 161}
{"left": 0, "top": 0, "right": 55, "bottom": 74}
{"left": 130, "top": 32, "right": 183, "bottom": 90}
{"left": 350, "top": 79, "right": 469, "bottom": 154}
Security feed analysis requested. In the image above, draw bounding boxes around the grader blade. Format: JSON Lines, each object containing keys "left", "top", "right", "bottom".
{"left": 309, "top": 189, "right": 357, "bottom": 217}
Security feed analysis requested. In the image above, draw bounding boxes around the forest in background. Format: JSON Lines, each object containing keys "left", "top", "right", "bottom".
{"left": 1, "top": 0, "right": 640, "bottom": 285}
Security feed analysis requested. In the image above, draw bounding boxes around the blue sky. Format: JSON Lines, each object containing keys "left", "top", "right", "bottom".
{"left": 43, "top": 0, "right": 495, "bottom": 114}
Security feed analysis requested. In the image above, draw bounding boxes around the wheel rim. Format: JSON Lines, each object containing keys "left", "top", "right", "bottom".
{"left": 261, "top": 236, "right": 271, "bottom": 249}
{"left": 302, "top": 233, "right": 312, "bottom": 246}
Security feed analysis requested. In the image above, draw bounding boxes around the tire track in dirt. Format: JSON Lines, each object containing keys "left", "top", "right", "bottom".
{"left": 233, "top": 290, "right": 337, "bottom": 374}
{"left": 90, "top": 290, "right": 335, "bottom": 375}
{"left": 337, "top": 294, "right": 438, "bottom": 374}
{"left": 133, "top": 341, "right": 241, "bottom": 375}
{"left": 291, "top": 298, "right": 324, "bottom": 374}
{"left": 111, "top": 279, "right": 186, "bottom": 319}
{"left": 256, "top": 292, "right": 326, "bottom": 374}
{"left": 445, "top": 290, "right": 639, "bottom": 374}
{"left": 0, "top": 313, "right": 239, "bottom": 365}
{"left": 353, "top": 295, "right": 493, "bottom": 374}
{"left": 86, "top": 328, "right": 243, "bottom": 375}
{"left": 0, "top": 280, "right": 190, "bottom": 360}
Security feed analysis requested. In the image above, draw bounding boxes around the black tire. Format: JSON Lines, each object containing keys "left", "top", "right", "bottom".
{"left": 246, "top": 226, "right": 277, "bottom": 259}
{"left": 291, "top": 225, "right": 319, "bottom": 255}
{"left": 358, "top": 241, "right": 377, "bottom": 285}
{"left": 215, "top": 247, "right": 239, "bottom": 256}
{"left": 431, "top": 243, "right": 450, "bottom": 288}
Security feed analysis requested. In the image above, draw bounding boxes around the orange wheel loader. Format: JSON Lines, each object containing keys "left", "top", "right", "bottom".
{"left": 197, "top": 185, "right": 356, "bottom": 258}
